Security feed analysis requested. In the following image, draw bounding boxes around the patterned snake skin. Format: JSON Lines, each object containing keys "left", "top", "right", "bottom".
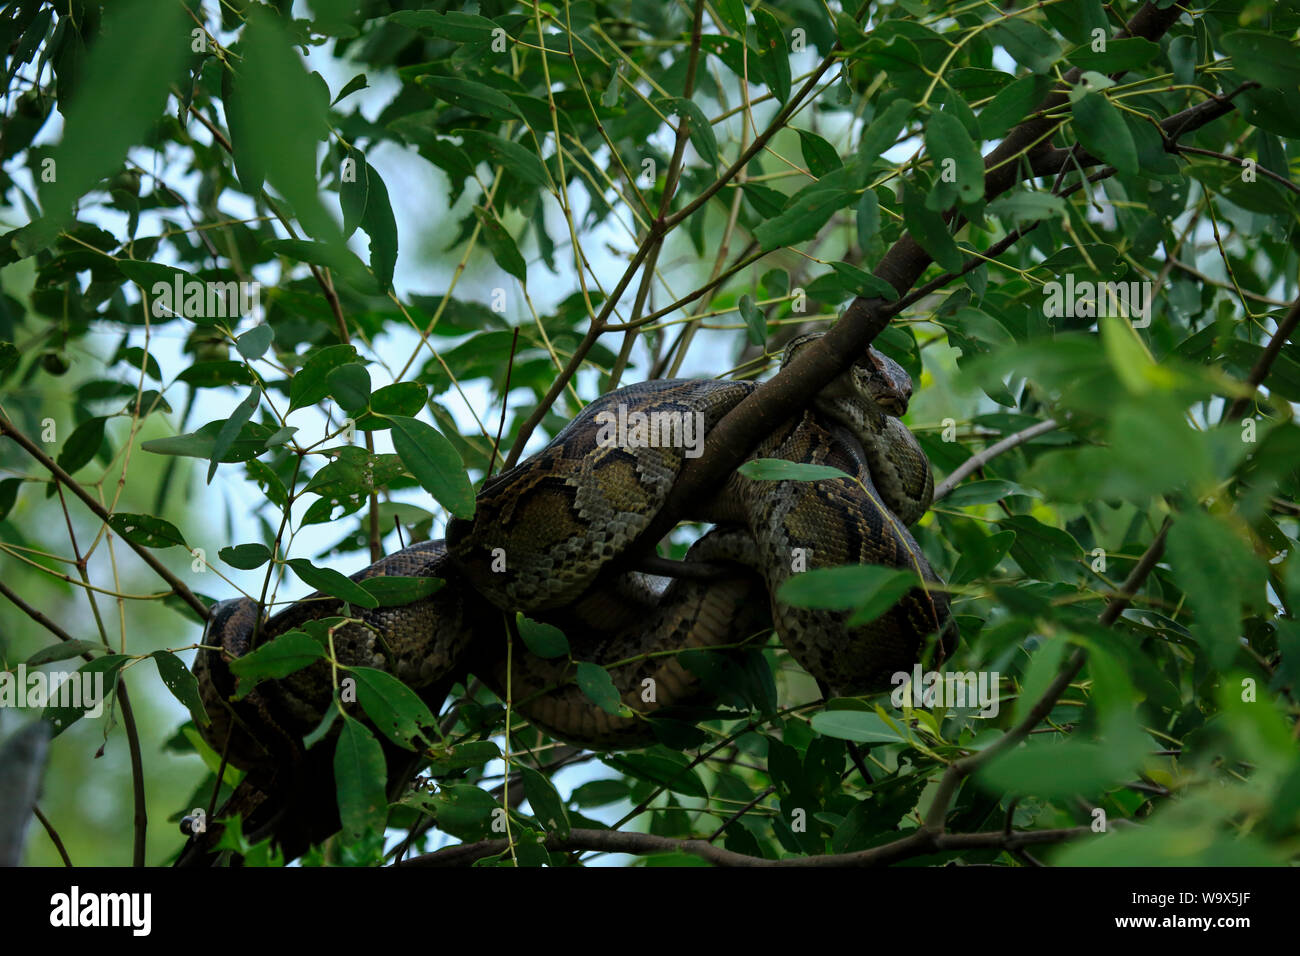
{"left": 194, "top": 332, "right": 952, "bottom": 766}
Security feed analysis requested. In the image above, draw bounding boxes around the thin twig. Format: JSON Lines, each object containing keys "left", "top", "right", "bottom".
{"left": 933, "top": 420, "right": 1062, "bottom": 502}
{"left": 33, "top": 806, "right": 72, "bottom": 867}
{"left": 0, "top": 419, "right": 208, "bottom": 618}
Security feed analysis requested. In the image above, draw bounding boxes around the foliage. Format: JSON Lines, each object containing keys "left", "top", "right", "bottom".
{"left": 0, "top": 0, "right": 1298, "bottom": 868}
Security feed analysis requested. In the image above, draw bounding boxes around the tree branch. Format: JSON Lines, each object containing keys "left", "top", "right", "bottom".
{"left": 0, "top": 417, "right": 209, "bottom": 619}
{"left": 933, "top": 420, "right": 1062, "bottom": 503}
{"left": 1223, "top": 294, "right": 1300, "bottom": 423}
{"left": 400, "top": 823, "right": 1090, "bottom": 868}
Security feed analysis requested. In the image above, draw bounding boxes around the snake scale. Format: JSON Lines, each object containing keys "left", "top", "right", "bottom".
{"left": 194, "top": 332, "right": 952, "bottom": 773}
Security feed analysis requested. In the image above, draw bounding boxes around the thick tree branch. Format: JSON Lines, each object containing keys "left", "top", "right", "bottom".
{"left": 401, "top": 823, "right": 1090, "bottom": 868}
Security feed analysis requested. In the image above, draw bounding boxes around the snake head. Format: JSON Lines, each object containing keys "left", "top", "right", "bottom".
{"left": 782, "top": 332, "right": 912, "bottom": 417}
{"left": 856, "top": 348, "right": 911, "bottom": 416}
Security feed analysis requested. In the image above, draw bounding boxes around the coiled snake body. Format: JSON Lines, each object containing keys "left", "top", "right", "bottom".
{"left": 195, "top": 333, "right": 952, "bottom": 767}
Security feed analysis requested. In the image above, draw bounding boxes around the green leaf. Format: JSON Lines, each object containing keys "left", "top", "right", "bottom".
{"left": 335, "top": 716, "right": 388, "bottom": 842}
{"left": 303, "top": 700, "right": 341, "bottom": 750}
{"left": 328, "top": 363, "right": 371, "bottom": 413}
{"left": 1012, "top": 635, "right": 1067, "bottom": 726}
{"left": 265, "top": 239, "right": 376, "bottom": 292}
{"left": 151, "top": 650, "right": 209, "bottom": 727}
{"left": 0, "top": 478, "right": 19, "bottom": 521}
{"left": 358, "top": 575, "right": 443, "bottom": 606}
{"left": 141, "top": 418, "right": 275, "bottom": 463}
{"left": 662, "top": 96, "right": 719, "bottom": 169}
{"left": 989, "top": 19, "right": 1060, "bottom": 73}
{"left": 424, "top": 740, "right": 501, "bottom": 776}
{"left": 1167, "top": 512, "right": 1267, "bottom": 669}
{"left": 228, "top": 631, "right": 325, "bottom": 697}
{"left": 473, "top": 204, "right": 527, "bottom": 282}
{"left": 762, "top": 269, "right": 790, "bottom": 297}
{"left": 1064, "top": 37, "right": 1162, "bottom": 74}
{"left": 289, "top": 345, "right": 359, "bottom": 411}
{"left": 738, "top": 458, "right": 853, "bottom": 482}
{"left": 570, "top": 778, "right": 630, "bottom": 808}
{"left": 417, "top": 75, "right": 523, "bottom": 121}
{"left": 39, "top": 0, "right": 188, "bottom": 219}
{"left": 941, "top": 479, "right": 1042, "bottom": 507}
{"left": 741, "top": 182, "right": 786, "bottom": 218}
{"left": 752, "top": 7, "right": 791, "bottom": 102}
{"left": 978, "top": 733, "right": 1145, "bottom": 799}
{"left": 575, "top": 661, "right": 623, "bottom": 717}
{"left": 219, "top": 543, "right": 272, "bottom": 570}
{"left": 519, "top": 765, "right": 570, "bottom": 837}
{"left": 332, "top": 72, "right": 368, "bottom": 105}
{"left": 24, "top": 640, "right": 104, "bottom": 666}
{"left": 232, "top": 8, "right": 336, "bottom": 242}
{"left": 777, "top": 565, "right": 920, "bottom": 616}
{"left": 389, "top": 10, "right": 499, "bottom": 43}
{"left": 457, "top": 129, "right": 552, "bottom": 189}
{"left": 979, "top": 74, "right": 1050, "bottom": 140}
{"left": 985, "top": 190, "right": 1066, "bottom": 226}
{"left": 605, "top": 750, "right": 707, "bottom": 798}
{"left": 1219, "top": 31, "right": 1300, "bottom": 89}
{"left": 755, "top": 187, "right": 854, "bottom": 251}
{"left": 107, "top": 513, "right": 188, "bottom": 549}
{"left": 177, "top": 362, "right": 254, "bottom": 389}
{"left": 517, "top": 615, "right": 569, "bottom": 659}
{"left": 797, "top": 129, "right": 842, "bottom": 178}
{"left": 738, "top": 294, "right": 765, "bottom": 345}
{"left": 999, "top": 515, "right": 1082, "bottom": 580}
{"left": 358, "top": 161, "right": 398, "bottom": 293}
{"left": 388, "top": 415, "right": 475, "bottom": 518}
{"left": 811, "top": 709, "right": 907, "bottom": 744}
{"left": 822, "top": 261, "right": 900, "bottom": 301}
{"left": 422, "top": 785, "right": 499, "bottom": 841}
{"left": 600, "top": 67, "right": 621, "bottom": 108}
{"left": 847, "top": 573, "right": 930, "bottom": 626}
{"left": 367, "top": 382, "right": 427, "bottom": 418}
{"left": 56, "top": 416, "right": 106, "bottom": 474}
{"left": 349, "top": 666, "right": 439, "bottom": 750}
{"left": 1070, "top": 92, "right": 1137, "bottom": 177}
{"left": 287, "top": 558, "right": 380, "bottom": 609}
{"left": 859, "top": 98, "right": 914, "bottom": 162}
{"left": 207, "top": 387, "right": 261, "bottom": 483}
{"left": 714, "top": 0, "right": 747, "bottom": 33}
{"left": 856, "top": 189, "right": 880, "bottom": 250}
{"left": 235, "top": 326, "right": 274, "bottom": 360}
{"left": 902, "top": 182, "right": 963, "bottom": 272}
{"left": 43, "top": 655, "right": 130, "bottom": 736}
{"left": 924, "top": 110, "right": 983, "bottom": 206}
